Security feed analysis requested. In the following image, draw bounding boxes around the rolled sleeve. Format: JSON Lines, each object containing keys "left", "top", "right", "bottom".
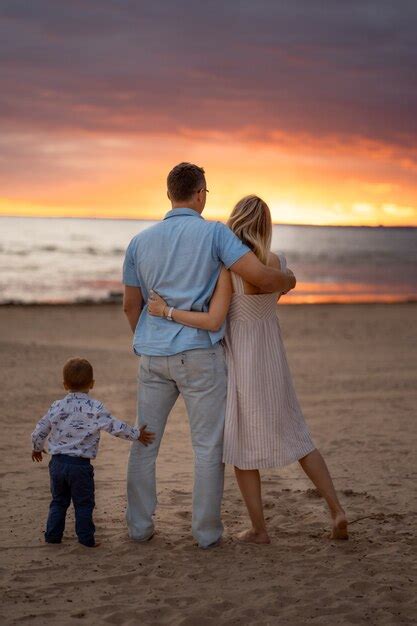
{"left": 122, "top": 239, "right": 141, "bottom": 287}
{"left": 214, "top": 223, "right": 250, "bottom": 269}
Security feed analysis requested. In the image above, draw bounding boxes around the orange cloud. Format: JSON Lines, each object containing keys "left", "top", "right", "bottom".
{"left": 0, "top": 128, "right": 416, "bottom": 226}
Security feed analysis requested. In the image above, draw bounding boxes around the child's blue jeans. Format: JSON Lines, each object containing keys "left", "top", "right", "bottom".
{"left": 46, "top": 454, "right": 95, "bottom": 547}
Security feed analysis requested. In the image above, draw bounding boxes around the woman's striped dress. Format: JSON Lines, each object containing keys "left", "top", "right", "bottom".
{"left": 222, "top": 255, "right": 316, "bottom": 470}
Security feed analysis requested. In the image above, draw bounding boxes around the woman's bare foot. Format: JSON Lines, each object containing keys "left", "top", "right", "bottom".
{"left": 330, "top": 511, "right": 348, "bottom": 540}
{"left": 236, "top": 529, "right": 271, "bottom": 544}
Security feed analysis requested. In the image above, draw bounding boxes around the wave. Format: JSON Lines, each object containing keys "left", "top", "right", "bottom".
{"left": 0, "top": 291, "right": 124, "bottom": 306}
{"left": 272, "top": 249, "right": 416, "bottom": 265}
{"left": 0, "top": 245, "right": 126, "bottom": 257}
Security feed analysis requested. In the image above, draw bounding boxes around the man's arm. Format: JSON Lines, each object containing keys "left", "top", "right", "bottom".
{"left": 123, "top": 285, "right": 143, "bottom": 332}
{"left": 230, "top": 251, "right": 296, "bottom": 293}
{"left": 214, "top": 223, "right": 295, "bottom": 294}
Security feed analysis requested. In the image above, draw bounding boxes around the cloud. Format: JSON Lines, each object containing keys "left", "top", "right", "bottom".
{"left": 1, "top": 0, "right": 416, "bottom": 147}
{"left": 1, "top": 1, "right": 416, "bottom": 225}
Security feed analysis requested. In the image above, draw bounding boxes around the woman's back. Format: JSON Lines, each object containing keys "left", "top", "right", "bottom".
{"left": 227, "top": 251, "right": 286, "bottom": 322}
{"left": 228, "top": 273, "right": 278, "bottom": 323}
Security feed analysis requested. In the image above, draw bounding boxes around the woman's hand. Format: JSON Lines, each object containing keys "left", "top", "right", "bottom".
{"left": 148, "top": 290, "right": 168, "bottom": 317}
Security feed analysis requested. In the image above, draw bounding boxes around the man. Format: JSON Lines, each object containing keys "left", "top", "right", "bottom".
{"left": 122, "top": 162, "right": 296, "bottom": 548}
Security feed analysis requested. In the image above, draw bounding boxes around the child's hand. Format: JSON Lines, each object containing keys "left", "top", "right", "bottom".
{"left": 138, "top": 425, "right": 156, "bottom": 446}
{"left": 148, "top": 290, "right": 168, "bottom": 317}
{"left": 32, "top": 450, "right": 43, "bottom": 462}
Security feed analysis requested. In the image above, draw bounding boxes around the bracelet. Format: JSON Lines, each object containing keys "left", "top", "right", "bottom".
{"left": 166, "top": 306, "right": 174, "bottom": 321}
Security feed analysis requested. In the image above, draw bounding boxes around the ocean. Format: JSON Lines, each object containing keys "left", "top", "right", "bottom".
{"left": 0, "top": 216, "right": 416, "bottom": 305}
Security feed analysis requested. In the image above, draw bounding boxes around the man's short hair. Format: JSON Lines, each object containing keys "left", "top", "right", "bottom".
{"left": 167, "top": 162, "right": 205, "bottom": 202}
{"left": 63, "top": 357, "right": 93, "bottom": 391}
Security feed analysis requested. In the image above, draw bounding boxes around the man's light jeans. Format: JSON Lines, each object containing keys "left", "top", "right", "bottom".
{"left": 126, "top": 344, "right": 227, "bottom": 548}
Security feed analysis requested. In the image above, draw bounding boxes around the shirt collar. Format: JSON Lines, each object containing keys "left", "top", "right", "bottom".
{"left": 164, "top": 208, "right": 204, "bottom": 220}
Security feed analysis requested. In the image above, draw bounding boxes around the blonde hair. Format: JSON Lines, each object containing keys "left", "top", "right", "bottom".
{"left": 227, "top": 195, "right": 272, "bottom": 264}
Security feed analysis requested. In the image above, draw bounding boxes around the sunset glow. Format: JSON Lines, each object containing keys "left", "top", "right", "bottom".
{"left": 1, "top": 3, "right": 416, "bottom": 226}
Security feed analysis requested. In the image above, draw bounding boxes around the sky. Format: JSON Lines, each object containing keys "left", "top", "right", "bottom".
{"left": 1, "top": 1, "right": 417, "bottom": 225}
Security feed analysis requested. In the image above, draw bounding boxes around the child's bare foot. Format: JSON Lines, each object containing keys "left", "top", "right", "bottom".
{"left": 236, "top": 529, "right": 271, "bottom": 544}
{"left": 330, "top": 511, "right": 348, "bottom": 540}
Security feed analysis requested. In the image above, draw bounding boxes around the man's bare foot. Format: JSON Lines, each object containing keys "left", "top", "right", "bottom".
{"left": 236, "top": 529, "right": 271, "bottom": 544}
{"left": 330, "top": 512, "right": 348, "bottom": 540}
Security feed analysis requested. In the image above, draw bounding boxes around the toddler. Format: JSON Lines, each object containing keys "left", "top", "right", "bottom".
{"left": 31, "top": 357, "right": 154, "bottom": 547}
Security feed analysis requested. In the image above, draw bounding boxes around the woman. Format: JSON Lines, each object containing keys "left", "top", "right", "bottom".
{"left": 148, "top": 195, "right": 348, "bottom": 544}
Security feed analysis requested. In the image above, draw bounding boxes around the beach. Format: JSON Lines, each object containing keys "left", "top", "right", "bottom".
{"left": 1, "top": 302, "right": 416, "bottom": 625}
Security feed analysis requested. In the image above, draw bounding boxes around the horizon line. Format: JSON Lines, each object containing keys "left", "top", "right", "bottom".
{"left": 0, "top": 213, "right": 416, "bottom": 229}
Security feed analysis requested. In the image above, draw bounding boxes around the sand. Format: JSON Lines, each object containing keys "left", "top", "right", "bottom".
{"left": 0, "top": 303, "right": 416, "bottom": 625}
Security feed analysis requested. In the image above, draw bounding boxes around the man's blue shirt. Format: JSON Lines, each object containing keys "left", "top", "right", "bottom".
{"left": 123, "top": 208, "right": 249, "bottom": 356}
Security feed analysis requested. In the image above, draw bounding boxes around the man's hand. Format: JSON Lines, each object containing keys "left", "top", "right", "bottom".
{"left": 282, "top": 268, "right": 296, "bottom": 295}
{"left": 32, "top": 450, "right": 43, "bottom": 462}
{"left": 138, "top": 425, "right": 156, "bottom": 446}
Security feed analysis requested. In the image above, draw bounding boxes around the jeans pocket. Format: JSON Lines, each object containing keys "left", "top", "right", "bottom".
{"left": 183, "top": 350, "right": 216, "bottom": 390}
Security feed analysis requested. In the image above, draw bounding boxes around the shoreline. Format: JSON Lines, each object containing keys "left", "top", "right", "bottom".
{"left": 1, "top": 299, "right": 416, "bottom": 307}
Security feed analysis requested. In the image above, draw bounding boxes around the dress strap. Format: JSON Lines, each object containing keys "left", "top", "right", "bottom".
{"left": 231, "top": 272, "right": 245, "bottom": 294}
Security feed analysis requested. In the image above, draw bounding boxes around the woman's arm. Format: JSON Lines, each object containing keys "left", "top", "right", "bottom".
{"left": 148, "top": 267, "right": 232, "bottom": 332}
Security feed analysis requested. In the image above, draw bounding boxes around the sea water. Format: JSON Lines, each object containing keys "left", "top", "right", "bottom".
{"left": 0, "top": 216, "right": 416, "bottom": 304}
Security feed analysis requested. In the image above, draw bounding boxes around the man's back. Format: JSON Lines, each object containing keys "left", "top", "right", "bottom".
{"left": 123, "top": 208, "right": 249, "bottom": 356}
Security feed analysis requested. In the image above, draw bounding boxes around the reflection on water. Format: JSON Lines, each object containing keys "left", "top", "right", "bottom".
{"left": 283, "top": 281, "right": 417, "bottom": 304}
